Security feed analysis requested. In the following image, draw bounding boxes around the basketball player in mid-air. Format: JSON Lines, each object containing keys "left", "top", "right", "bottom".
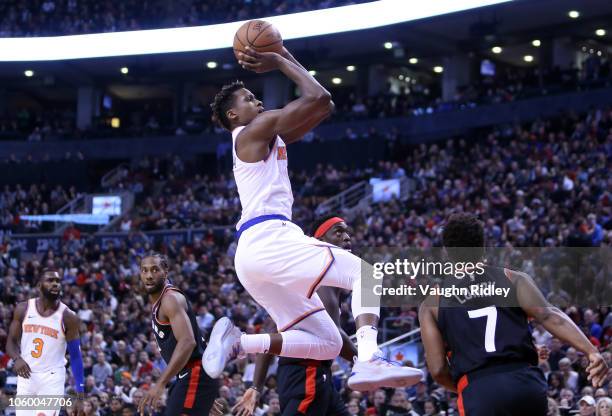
{"left": 205, "top": 45, "right": 422, "bottom": 391}
{"left": 6, "top": 267, "right": 85, "bottom": 416}
{"left": 138, "top": 253, "right": 218, "bottom": 415}
{"left": 419, "top": 213, "right": 609, "bottom": 416}
{"left": 233, "top": 215, "right": 357, "bottom": 416}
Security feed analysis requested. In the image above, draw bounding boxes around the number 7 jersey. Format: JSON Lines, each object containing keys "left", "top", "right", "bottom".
{"left": 437, "top": 266, "right": 538, "bottom": 383}
{"left": 20, "top": 298, "right": 68, "bottom": 372}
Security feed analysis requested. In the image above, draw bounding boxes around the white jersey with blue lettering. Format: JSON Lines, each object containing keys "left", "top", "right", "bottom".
{"left": 232, "top": 126, "right": 294, "bottom": 229}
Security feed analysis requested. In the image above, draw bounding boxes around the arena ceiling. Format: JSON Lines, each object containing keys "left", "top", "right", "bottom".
{"left": 1, "top": 0, "right": 611, "bottom": 96}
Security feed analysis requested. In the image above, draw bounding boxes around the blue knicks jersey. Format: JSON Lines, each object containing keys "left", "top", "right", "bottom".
{"left": 437, "top": 266, "right": 538, "bottom": 382}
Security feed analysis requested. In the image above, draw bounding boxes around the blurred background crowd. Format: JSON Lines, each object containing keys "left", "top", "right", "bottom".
{"left": 1, "top": 0, "right": 612, "bottom": 415}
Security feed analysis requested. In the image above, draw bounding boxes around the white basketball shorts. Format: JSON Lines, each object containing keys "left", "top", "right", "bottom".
{"left": 235, "top": 218, "right": 362, "bottom": 331}
{"left": 16, "top": 367, "right": 66, "bottom": 416}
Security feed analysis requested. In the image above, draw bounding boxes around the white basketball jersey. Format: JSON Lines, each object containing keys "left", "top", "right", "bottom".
{"left": 232, "top": 126, "right": 294, "bottom": 229}
{"left": 21, "top": 298, "right": 68, "bottom": 372}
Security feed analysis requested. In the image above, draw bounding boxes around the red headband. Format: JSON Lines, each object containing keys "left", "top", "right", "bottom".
{"left": 314, "top": 217, "right": 345, "bottom": 239}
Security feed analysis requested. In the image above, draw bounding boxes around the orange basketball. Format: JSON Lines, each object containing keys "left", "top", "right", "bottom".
{"left": 233, "top": 20, "right": 283, "bottom": 61}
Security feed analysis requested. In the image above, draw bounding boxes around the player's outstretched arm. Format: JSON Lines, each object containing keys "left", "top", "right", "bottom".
{"left": 238, "top": 47, "right": 334, "bottom": 144}
{"left": 64, "top": 309, "right": 85, "bottom": 396}
{"left": 418, "top": 300, "right": 456, "bottom": 392}
{"left": 139, "top": 292, "right": 197, "bottom": 415}
{"left": 6, "top": 302, "right": 31, "bottom": 379}
{"left": 512, "top": 269, "right": 609, "bottom": 387}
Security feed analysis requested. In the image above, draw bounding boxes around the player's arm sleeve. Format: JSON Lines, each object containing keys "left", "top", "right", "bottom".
{"left": 418, "top": 300, "right": 456, "bottom": 393}
{"left": 513, "top": 270, "right": 598, "bottom": 356}
{"left": 64, "top": 310, "right": 85, "bottom": 393}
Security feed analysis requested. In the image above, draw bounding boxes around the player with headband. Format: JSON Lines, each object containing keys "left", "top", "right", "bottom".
{"left": 233, "top": 215, "right": 357, "bottom": 416}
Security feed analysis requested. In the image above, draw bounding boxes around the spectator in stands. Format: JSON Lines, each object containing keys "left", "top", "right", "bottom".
{"left": 580, "top": 396, "right": 597, "bottom": 416}
{"left": 597, "top": 397, "right": 612, "bottom": 416}
{"left": 92, "top": 352, "right": 113, "bottom": 385}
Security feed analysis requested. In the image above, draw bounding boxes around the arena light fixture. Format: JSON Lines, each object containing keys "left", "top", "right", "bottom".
{"left": 24, "top": 69, "right": 34, "bottom": 77}
{"left": 308, "top": 70, "right": 317, "bottom": 76}
{"left": 523, "top": 55, "right": 534, "bottom": 62}
{"left": 409, "top": 57, "right": 419, "bottom": 64}
{"left": 568, "top": 10, "right": 579, "bottom": 19}
{"left": 346, "top": 65, "right": 356, "bottom": 72}
{"left": 433, "top": 66, "right": 444, "bottom": 73}
{"left": 491, "top": 46, "right": 502, "bottom": 54}
{"left": 595, "top": 29, "right": 606, "bottom": 37}
{"left": 120, "top": 66, "right": 129, "bottom": 74}
{"left": 206, "top": 61, "right": 218, "bottom": 69}
{"left": 0, "top": 0, "right": 513, "bottom": 61}
{"left": 532, "top": 39, "right": 541, "bottom": 47}
{"left": 384, "top": 42, "right": 394, "bottom": 50}
{"left": 332, "top": 77, "right": 342, "bottom": 85}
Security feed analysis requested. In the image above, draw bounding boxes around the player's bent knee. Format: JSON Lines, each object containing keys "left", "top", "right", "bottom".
{"left": 320, "top": 327, "right": 343, "bottom": 360}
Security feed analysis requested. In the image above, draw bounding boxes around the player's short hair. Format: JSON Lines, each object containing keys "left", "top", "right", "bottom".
{"left": 36, "top": 267, "right": 60, "bottom": 285}
{"left": 142, "top": 252, "right": 170, "bottom": 271}
{"left": 442, "top": 213, "right": 485, "bottom": 261}
{"left": 41, "top": 266, "right": 60, "bottom": 276}
{"left": 211, "top": 80, "right": 245, "bottom": 130}
{"left": 310, "top": 214, "right": 343, "bottom": 237}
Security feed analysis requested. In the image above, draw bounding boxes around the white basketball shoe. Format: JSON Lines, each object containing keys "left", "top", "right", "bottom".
{"left": 347, "top": 351, "right": 424, "bottom": 391}
{"left": 202, "top": 317, "right": 245, "bottom": 378}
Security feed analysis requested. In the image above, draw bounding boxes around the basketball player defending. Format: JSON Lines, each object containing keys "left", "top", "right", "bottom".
{"left": 205, "top": 46, "right": 422, "bottom": 391}
{"left": 6, "top": 267, "right": 85, "bottom": 416}
{"left": 233, "top": 215, "right": 357, "bottom": 416}
{"left": 138, "top": 253, "right": 218, "bottom": 415}
{"left": 419, "top": 213, "right": 608, "bottom": 416}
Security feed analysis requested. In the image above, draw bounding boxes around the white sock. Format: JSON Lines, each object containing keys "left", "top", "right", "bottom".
{"left": 240, "top": 334, "right": 271, "bottom": 354}
{"left": 356, "top": 325, "right": 378, "bottom": 361}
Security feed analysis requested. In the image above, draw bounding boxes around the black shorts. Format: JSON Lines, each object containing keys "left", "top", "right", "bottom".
{"left": 164, "top": 360, "right": 218, "bottom": 416}
{"left": 277, "top": 359, "right": 349, "bottom": 416}
{"left": 457, "top": 363, "right": 547, "bottom": 416}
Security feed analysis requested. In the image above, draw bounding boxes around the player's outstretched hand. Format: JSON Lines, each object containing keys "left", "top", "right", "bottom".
{"left": 238, "top": 47, "right": 281, "bottom": 74}
{"left": 138, "top": 382, "right": 165, "bottom": 416}
{"left": 586, "top": 352, "right": 609, "bottom": 387}
{"left": 232, "top": 387, "right": 259, "bottom": 416}
{"left": 13, "top": 357, "right": 32, "bottom": 379}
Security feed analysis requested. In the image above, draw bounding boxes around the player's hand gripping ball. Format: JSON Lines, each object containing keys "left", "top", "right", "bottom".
{"left": 233, "top": 20, "right": 283, "bottom": 61}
